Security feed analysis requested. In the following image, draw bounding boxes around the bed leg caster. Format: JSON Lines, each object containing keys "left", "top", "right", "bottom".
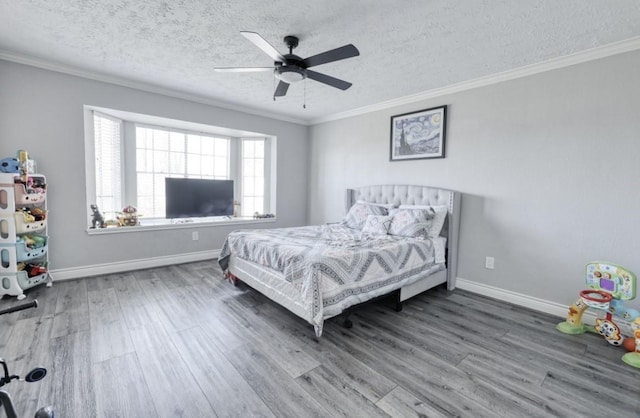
{"left": 342, "top": 313, "right": 353, "bottom": 329}
{"left": 395, "top": 290, "right": 403, "bottom": 312}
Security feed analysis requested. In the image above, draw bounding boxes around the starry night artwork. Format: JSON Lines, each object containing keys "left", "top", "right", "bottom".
{"left": 390, "top": 105, "right": 447, "bottom": 161}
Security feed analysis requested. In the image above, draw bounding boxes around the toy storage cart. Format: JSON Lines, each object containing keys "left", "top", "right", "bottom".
{"left": 0, "top": 173, "right": 52, "bottom": 299}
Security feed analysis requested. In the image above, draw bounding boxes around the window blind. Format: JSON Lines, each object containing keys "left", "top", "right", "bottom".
{"left": 241, "top": 138, "right": 266, "bottom": 216}
{"left": 93, "top": 112, "right": 122, "bottom": 217}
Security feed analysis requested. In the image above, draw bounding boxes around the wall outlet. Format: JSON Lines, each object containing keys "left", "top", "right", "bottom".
{"left": 192, "top": 231, "right": 199, "bottom": 241}
{"left": 485, "top": 256, "right": 495, "bottom": 269}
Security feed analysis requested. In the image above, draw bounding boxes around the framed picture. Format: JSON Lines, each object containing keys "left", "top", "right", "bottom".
{"left": 390, "top": 105, "right": 447, "bottom": 161}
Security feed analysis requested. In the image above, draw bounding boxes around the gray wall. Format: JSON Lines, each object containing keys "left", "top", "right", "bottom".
{"left": 309, "top": 50, "right": 640, "bottom": 310}
{"left": 0, "top": 60, "right": 309, "bottom": 271}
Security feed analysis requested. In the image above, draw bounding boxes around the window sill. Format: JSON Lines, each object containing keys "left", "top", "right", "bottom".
{"left": 86, "top": 216, "right": 276, "bottom": 235}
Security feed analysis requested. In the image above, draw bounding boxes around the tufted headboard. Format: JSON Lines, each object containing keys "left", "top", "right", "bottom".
{"left": 345, "top": 185, "right": 461, "bottom": 289}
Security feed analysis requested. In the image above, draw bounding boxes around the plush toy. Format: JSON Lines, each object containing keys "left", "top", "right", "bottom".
{"left": 117, "top": 205, "right": 140, "bottom": 226}
{"left": 18, "top": 150, "right": 29, "bottom": 183}
{"left": 19, "top": 236, "right": 35, "bottom": 249}
{"left": 22, "top": 235, "right": 45, "bottom": 249}
{"left": 27, "top": 264, "right": 47, "bottom": 276}
{"left": 17, "top": 262, "right": 47, "bottom": 277}
{"left": 26, "top": 177, "right": 45, "bottom": 194}
{"left": 0, "top": 157, "right": 20, "bottom": 173}
{"left": 16, "top": 208, "right": 36, "bottom": 223}
{"left": 30, "top": 207, "right": 46, "bottom": 221}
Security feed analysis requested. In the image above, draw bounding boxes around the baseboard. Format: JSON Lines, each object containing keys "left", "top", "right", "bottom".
{"left": 456, "top": 277, "right": 598, "bottom": 325}
{"left": 50, "top": 249, "right": 220, "bottom": 281}
{"left": 51, "top": 263, "right": 603, "bottom": 326}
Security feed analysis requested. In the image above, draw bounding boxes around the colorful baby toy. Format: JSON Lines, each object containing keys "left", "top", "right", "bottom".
{"left": 557, "top": 262, "right": 640, "bottom": 368}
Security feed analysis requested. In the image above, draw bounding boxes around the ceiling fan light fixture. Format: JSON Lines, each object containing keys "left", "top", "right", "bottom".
{"left": 275, "top": 66, "right": 306, "bottom": 83}
{"left": 221, "top": 32, "right": 359, "bottom": 98}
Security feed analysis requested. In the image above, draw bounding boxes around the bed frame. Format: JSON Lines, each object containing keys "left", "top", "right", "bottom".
{"left": 346, "top": 184, "right": 460, "bottom": 294}
{"left": 226, "top": 184, "right": 460, "bottom": 335}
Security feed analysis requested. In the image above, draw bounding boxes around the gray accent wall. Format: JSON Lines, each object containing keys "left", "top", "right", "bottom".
{"left": 2, "top": 49, "right": 639, "bottom": 312}
{"left": 309, "top": 50, "right": 640, "bottom": 310}
{"left": 0, "top": 60, "right": 308, "bottom": 271}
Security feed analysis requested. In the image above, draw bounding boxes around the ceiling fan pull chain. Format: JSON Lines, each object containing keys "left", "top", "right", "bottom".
{"left": 303, "top": 79, "right": 307, "bottom": 109}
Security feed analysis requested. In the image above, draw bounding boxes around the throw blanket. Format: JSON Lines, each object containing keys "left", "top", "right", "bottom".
{"left": 219, "top": 225, "right": 439, "bottom": 334}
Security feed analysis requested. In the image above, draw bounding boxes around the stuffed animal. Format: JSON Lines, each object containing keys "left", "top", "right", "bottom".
{"left": 16, "top": 208, "right": 36, "bottom": 223}
{"left": 26, "top": 177, "right": 45, "bottom": 194}
{"left": 0, "top": 157, "right": 20, "bottom": 173}
{"left": 117, "top": 205, "right": 139, "bottom": 226}
{"left": 21, "top": 235, "right": 45, "bottom": 249}
{"left": 30, "top": 207, "right": 46, "bottom": 221}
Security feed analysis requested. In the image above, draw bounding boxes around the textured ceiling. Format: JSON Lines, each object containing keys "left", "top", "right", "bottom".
{"left": 1, "top": 1, "right": 640, "bottom": 124}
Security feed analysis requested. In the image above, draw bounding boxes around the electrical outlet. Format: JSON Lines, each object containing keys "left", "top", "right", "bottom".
{"left": 485, "top": 256, "right": 495, "bottom": 269}
{"left": 192, "top": 231, "right": 199, "bottom": 241}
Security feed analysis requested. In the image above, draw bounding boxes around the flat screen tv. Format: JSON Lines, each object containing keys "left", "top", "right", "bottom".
{"left": 165, "top": 178, "right": 234, "bottom": 218}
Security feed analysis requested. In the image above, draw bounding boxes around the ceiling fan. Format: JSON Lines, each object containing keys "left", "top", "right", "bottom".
{"left": 214, "top": 31, "right": 360, "bottom": 98}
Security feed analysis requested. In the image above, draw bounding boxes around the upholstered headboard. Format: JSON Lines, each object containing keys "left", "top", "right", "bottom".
{"left": 345, "top": 185, "right": 460, "bottom": 289}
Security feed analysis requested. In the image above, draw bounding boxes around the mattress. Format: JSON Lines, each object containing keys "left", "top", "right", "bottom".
{"left": 219, "top": 224, "right": 445, "bottom": 335}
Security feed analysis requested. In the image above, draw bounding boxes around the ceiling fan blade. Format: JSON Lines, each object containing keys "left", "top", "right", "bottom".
{"left": 306, "top": 70, "right": 352, "bottom": 90}
{"left": 304, "top": 44, "right": 360, "bottom": 68}
{"left": 241, "top": 31, "right": 285, "bottom": 62}
{"left": 274, "top": 81, "right": 290, "bottom": 97}
{"left": 214, "top": 67, "right": 274, "bottom": 73}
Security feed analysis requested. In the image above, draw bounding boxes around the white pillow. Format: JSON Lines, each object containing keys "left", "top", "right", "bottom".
{"left": 399, "top": 204, "right": 448, "bottom": 238}
{"left": 343, "top": 202, "right": 388, "bottom": 230}
{"left": 387, "top": 208, "right": 432, "bottom": 238}
{"left": 361, "top": 215, "right": 392, "bottom": 236}
{"left": 356, "top": 200, "right": 395, "bottom": 210}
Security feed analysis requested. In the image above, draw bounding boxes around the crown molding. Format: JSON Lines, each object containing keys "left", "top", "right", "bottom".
{"left": 0, "top": 50, "right": 308, "bottom": 126}
{"left": 3, "top": 35, "right": 640, "bottom": 127}
{"left": 310, "top": 36, "right": 640, "bottom": 125}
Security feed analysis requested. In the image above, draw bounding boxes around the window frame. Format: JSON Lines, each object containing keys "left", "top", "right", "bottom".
{"left": 240, "top": 137, "right": 270, "bottom": 217}
{"left": 130, "top": 123, "right": 234, "bottom": 219}
{"left": 83, "top": 106, "right": 277, "bottom": 233}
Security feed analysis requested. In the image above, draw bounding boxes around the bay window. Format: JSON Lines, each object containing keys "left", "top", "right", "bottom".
{"left": 85, "top": 106, "right": 275, "bottom": 228}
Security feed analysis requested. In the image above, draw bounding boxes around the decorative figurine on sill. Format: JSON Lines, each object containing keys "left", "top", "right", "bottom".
{"left": 104, "top": 219, "right": 119, "bottom": 227}
{"left": 90, "top": 204, "right": 106, "bottom": 229}
{"left": 117, "top": 205, "right": 140, "bottom": 226}
{"left": 253, "top": 212, "right": 275, "bottom": 219}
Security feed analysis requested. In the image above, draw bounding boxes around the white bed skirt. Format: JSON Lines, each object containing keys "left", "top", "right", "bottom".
{"left": 228, "top": 255, "right": 447, "bottom": 335}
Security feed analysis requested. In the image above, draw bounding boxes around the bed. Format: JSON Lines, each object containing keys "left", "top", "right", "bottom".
{"left": 218, "top": 185, "right": 460, "bottom": 337}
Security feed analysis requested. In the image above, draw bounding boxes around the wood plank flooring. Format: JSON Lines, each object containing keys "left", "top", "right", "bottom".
{"left": 0, "top": 261, "right": 638, "bottom": 417}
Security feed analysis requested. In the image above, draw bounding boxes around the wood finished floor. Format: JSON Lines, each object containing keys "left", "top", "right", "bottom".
{"left": 1, "top": 261, "right": 638, "bottom": 417}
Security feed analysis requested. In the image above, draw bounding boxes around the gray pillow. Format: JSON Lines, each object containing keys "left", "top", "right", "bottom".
{"left": 388, "top": 208, "right": 433, "bottom": 238}
{"left": 361, "top": 215, "right": 392, "bottom": 236}
{"left": 343, "top": 203, "right": 388, "bottom": 230}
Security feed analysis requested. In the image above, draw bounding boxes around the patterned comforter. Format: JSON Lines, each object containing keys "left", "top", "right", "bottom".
{"left": 218, "top": 224, "right": 442, "bottom": 334}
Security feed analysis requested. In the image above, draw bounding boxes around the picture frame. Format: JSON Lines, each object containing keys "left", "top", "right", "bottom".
{"left": 390, "top": 105, "right": 447, "bottom": 161}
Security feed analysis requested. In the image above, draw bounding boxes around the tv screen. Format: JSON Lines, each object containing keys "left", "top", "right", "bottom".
{"left": 165, "top": 178, "right": 234, "bottom": 218}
